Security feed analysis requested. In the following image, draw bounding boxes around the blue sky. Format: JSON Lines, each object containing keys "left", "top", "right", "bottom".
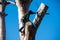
{"left": 5, "top": 0, "right": 60, "bottom": 40}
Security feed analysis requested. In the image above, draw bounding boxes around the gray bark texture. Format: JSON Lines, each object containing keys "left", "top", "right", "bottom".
{"left": 0, "top": 0, "right": 6, "bottom": 40}
{"left": 15, "top": 0, "right": 33, "bottom": 40}
{"left": 0, "top": 0, "right": 11, "bottom": 40}
{"left": 15, "top": 0, "right": 48, "bottom": 40}
{"left": 0, "top": 0, "right": 48, "bottom": 40}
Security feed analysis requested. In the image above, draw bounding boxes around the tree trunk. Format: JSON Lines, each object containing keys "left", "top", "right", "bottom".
{"left": 24, "top": 21, "right": 36, "bottom": 40}
{"left": 0, "top": 0, "right": 11, "bottom": 40}
{"left": 0, "top": 0, "right": 6, "bottom": 40}
{"left": 15, "top": 0, "right": 48, "bottom": 40}
{"left": 15, "top": 0, "right": 32, "bottom": 40}
{"left": 0, "top": 0, "right": 48, "bottom": 40}
{"left": 24, "top": 3, "right": 48, "bottom": 40}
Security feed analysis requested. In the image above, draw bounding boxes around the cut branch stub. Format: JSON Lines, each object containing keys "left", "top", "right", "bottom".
{"left": 33, "top": 3, "right": 48, "bottom": 28}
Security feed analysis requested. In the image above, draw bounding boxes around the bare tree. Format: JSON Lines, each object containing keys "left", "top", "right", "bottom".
{"left": 15, "top": 0, "right": 48, "bottom": 40}
{"left": 15, "top": 0, "right": 33, "bottom": 40}
{"left": 0, "top": 0, "right": 10, "bottom": 40}
{"left": 0, "top": 0, "right": 15, "bottom": 40}
{"left": 0, "top": 0, "right": 48, "bottom": 40}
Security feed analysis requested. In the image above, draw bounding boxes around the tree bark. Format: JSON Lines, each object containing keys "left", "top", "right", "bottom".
{"left": 15, "top": 0, "right": 32, "bottom": 40}
{"left": 15, "top": 0, "right": 48, "bottom": 40}
{"left": 24, "top": 3, "right": 48, "bottom": 40}
{"left": 33, "top": 3, "right": 48, "bottom": 28}
{"left": 0, "top": 0, "right": 11, "bottom": 40}
{"left": 0, "top": 0, "right": 6, "bottom": 40}
{"left": 24, "top": 21, "right": 36, "bottom": 40}
{"left": 0, "top": 0, "right": 48, "bottom": 40}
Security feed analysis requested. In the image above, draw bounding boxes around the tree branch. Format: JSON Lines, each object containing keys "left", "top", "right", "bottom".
{"left": 33, "top": 3, "right": 48, "bottom": 29}
{"left": 6, "top": 1, "right": 15, "bottom": 4}
{"left": 15, "top": 0, "right": 48, "bottom": 40}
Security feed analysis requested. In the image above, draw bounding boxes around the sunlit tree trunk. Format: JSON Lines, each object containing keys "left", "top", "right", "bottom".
{"left": 24, "top": 3, "right": 48, "bottom": 40}
{"left": 15, "top": 0, "right": 48, "bottom": 40}
{"left": 15, "top": 0, "right": 32, "bottom": 40}
{"left": 0, "top": 0, "right": 48, "bottom": 40}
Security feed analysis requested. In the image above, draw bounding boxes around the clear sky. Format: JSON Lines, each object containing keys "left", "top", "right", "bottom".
{"left": 5, "top": 0, "right": 60, "bottom": 40}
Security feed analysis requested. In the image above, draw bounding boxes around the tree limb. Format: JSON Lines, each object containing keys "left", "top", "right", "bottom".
{"left": 33, "top": 3, "right": 48, "bottom": 29}
{"left": 6, "top": 1, "right": 15, "bottom": 4}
